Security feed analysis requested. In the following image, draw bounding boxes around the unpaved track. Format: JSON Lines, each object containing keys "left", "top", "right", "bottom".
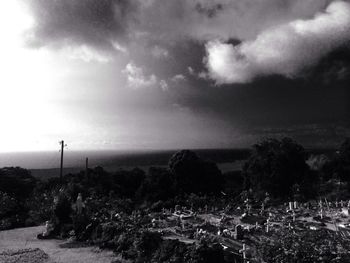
{"left": 0, "top": 226, "right": 115, "bottom": 263}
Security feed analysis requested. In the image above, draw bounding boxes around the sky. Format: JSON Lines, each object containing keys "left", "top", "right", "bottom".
{"left": 0, "top": 0, "right": 349, "bottom": 152}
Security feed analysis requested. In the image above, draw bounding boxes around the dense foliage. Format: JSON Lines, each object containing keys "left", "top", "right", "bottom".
{"left": 259, "top": 228, "right": 350, "bottom": 262}
{"left": 322, "top": 138, "right": 350, "bottom": 183}
{"left": 2, "top": 137, "right": 350, "bottom": 262}
{"left": 169, "top": 150, "right": 223, "bottom": 194}
{"left": 243, "top": 138, "right": 317, "bottom": 199}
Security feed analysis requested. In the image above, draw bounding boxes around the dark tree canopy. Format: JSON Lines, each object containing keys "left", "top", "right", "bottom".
{"left": 243, "top": 138, "right": 314, "bottom": 199}
{"left": 0, "top": 167, "right": 37, "bottom": 200}
{"left": 137, "top": 167, "right": 176, "bottom": 201}
{"left": 168, "top": 150, "right": 223, "bottom": 195}
{"left": 322, "top": 138, "right": 350, "bottom": 182}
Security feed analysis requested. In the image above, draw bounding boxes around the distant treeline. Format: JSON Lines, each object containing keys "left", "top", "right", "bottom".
{"left": 1, "top": 137, "right": 349, "bottom": 230}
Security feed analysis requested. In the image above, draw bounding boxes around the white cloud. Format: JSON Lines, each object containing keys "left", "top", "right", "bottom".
{"left": 205, "top": 1, "right": 350, "bottom": 84}
{"left": 123, "top": 62, "right": 158, "bottom": 89}
{"left": 188, "top": 66, "right": 195, "bottom": 75}
{"left": 160, "top": 79, "right": 169, "bottom": 91}
{"left": 62, "top": 45, "right": 111, "bottom": 63}
{"left": 112, "top": 41, "right": 128, "bottom": 54}
{"left": 123, "top": 62, "right": 169, "bottom": 90}
{"left": 151, "top": 45, "right": 169, "bottom": 59}
{"left": 171, "top": 74, "right": 186, "bottom": 82}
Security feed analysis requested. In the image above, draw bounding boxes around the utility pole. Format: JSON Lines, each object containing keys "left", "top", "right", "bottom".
{"left": 85, "top": 157, "right": 89, "bottom": 178}
{"left": 59, "top": 140, "right": 65, "bottom": 183}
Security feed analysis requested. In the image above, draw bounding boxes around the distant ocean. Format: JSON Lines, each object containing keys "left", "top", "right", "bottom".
{"left": 0, "top": 149, "right": 251, "bottom": 177}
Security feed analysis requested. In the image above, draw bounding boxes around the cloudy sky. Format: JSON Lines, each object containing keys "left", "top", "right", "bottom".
{"left": 0, "top": 0, "right": 349, "bottom": 152}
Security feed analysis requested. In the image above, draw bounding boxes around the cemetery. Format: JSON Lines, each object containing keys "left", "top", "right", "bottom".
{"left": 1, "top": 137, "right": 350, "bottom": 262}
{"left": 31, "top": 186, "right": 350, "bottom": 262}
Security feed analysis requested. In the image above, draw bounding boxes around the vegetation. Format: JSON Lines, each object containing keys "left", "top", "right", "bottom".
{"left": 243, "top": 138, "right": 317, "bottom": 199}
{"left": 1, "top": 137, "right": 350, "bottom": 262}
{"left": 258, "top": 229, "right": 350, "bottom": 262}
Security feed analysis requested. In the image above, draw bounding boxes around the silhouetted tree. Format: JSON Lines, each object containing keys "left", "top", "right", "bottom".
{"left": 322, "top": 138, "right": 350, "bottom": 183}
{"left": 243, "top": 138, "right": 314, "bottom": 199}
{"left": 168, "top": 150, "right": 223, "bottom": 195}
{"left": 0, "top": 167, "right": 37, "bottom": 200}
{"left": 112, "top": 168, "right": 145, "bottom": 197}
{"left": 137, "top": 167, "right": 176, "bottom": 201}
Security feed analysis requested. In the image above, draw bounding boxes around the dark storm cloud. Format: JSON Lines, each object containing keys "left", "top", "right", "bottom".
{"left": 194, "top": 2, "right": 223, "bottom": 18}
{"left": 26, "top": 0, "right": 135, "bottom": 50}
{"left": 306, "top": 44, "right": 350, "bottom": 85}
{"left": 24, "top": 0, "right": 350, "bottom": 85}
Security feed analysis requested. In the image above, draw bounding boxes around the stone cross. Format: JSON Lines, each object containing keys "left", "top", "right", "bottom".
{"left": 341, "top": 200, "right": 344, "bottom": 208}
{"left": 266, "top": 218, "right": 270, "bottom": 233}
{"left": 319, "top": 208, "right": 323, "bottom": 219}
{"left": 293, "top": 201, "right": 297, "bottom": 209}
{"left": 239, "top": 243, "right": 248, "bottom": 261}
{"left": 292, "top": 210, "right": 296, "bottom": 222}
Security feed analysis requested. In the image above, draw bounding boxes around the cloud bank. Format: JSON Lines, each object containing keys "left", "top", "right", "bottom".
{"left": 205, "top": 1, "right": 350, "bottom": 83}
{"left": 25, "top": 0, "right": 350, "bottom": 84}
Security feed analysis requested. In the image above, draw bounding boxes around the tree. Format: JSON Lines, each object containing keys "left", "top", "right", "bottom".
{"left": 137, "top": 167, "right": 176, "bottom": 201}
{"left": 243, "top": 138, "right": 314, "bottom": 199}
{"left": 168, "top": 150, "right": 223, "bottom": 195}
{"left": 112, "top": 168, "right": 145, "bottom": 198}
{"left": 0, "top": 167, "right": 37, "bottom": 200}
{"left": 321, "top": 138, "right": 350, "bottom": 183}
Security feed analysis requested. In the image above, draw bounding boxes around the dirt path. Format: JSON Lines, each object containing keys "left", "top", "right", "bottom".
{"left": 0, "top": 226, "right": 116, "bottom": 263}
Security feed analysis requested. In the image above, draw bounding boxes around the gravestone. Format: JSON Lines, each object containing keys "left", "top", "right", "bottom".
{"left": 234, "top": 224, "right": 244, "bottom": 240}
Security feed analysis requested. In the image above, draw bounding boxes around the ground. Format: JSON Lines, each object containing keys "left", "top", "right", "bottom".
{"left": 0, "top": 226, "right": 115, "bottom": 263}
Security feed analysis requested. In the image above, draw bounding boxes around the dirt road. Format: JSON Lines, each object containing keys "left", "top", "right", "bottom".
{"left": 0, "top": 226, "right": 116, "bottom": 263}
